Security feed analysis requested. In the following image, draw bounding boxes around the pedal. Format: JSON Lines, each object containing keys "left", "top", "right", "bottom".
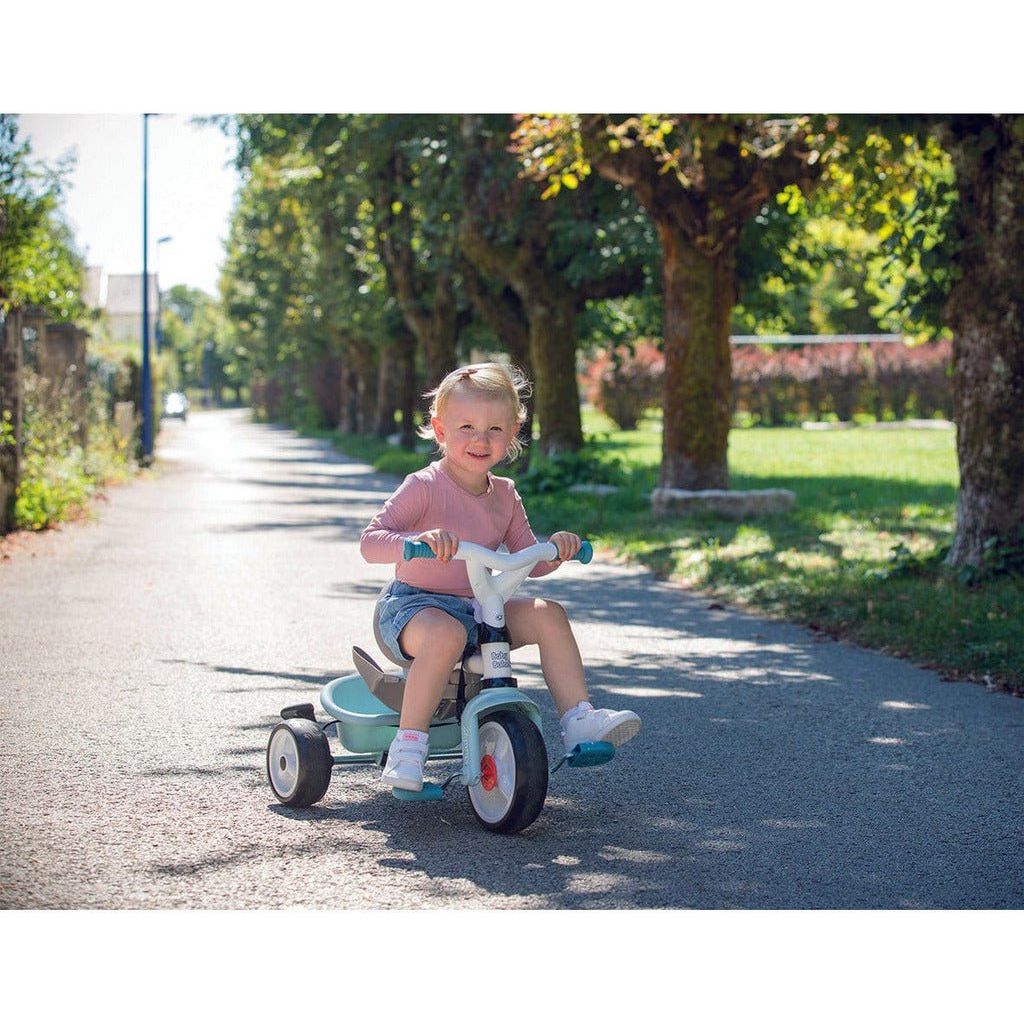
{"left": 567, "top": 741, "right": 615, "bottom": 768}
{"left": 392, "top": 783, "right": 444, "bottom": 801}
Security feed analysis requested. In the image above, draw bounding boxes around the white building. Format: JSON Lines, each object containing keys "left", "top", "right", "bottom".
{"left": 86, "top": 266, "right": 160, "bottom": 345}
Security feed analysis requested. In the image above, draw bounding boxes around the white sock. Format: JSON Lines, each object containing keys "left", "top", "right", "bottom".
{"left": 560, "top": 701, "right": 594, "bottom": 730}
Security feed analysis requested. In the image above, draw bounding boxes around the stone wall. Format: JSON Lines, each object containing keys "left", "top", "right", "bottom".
{"left": 0, "top": 309, "right": 24, "bottom": 534}
{"left": 38, "top": 323, "right": 89, "bottom": 447}
{"left": 0, "top": 311, "right": 91, "bottom": 533}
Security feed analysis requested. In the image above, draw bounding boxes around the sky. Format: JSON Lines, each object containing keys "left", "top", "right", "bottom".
{"left": 18, "top": 114, "right": 240, "bottom": 298}
{"left": 10, "top": 5, "right": 1014, "bottom": 309}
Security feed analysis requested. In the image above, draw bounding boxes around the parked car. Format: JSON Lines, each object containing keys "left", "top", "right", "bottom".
{"left": 163, "top": 391, "right": 189, "bottom": 421}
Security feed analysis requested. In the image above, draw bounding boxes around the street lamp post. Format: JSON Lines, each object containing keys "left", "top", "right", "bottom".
{"left": 141, "top": 113, "right": 153, "bottom": 463}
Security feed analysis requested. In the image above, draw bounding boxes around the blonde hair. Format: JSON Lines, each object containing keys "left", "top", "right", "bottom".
{"left": 418, "top": 362, "right": 531, "bottom": 461}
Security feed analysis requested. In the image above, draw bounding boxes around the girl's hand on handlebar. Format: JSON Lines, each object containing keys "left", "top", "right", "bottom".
{"left": 415, "top": 529, "right": 460, "bottom": 563}
{"left": 549, "top": 531, "right": 582, "bottom": 562}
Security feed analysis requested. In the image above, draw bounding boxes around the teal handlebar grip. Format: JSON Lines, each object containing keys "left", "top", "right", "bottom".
{"left": 574, "top": 540, "right": 594, "bottom": 564}
{"left": 403, "top": 539, "right": 436, "bottom": 560}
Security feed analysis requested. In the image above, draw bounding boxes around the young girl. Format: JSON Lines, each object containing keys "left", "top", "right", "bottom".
{"left": 359, "top": 362, "right": 641, "bottom": 792}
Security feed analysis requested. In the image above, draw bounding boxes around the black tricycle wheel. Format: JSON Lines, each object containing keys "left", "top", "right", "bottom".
{"left": 467, "top": 709, "right": 548, "bottom": 834}
{"left": 266, "top": 718, "right": 332, "bottom": 807}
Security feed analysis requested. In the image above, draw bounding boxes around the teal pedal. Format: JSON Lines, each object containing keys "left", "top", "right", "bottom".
{"left": 567, "top": 741, "right": 615, "bottom": 767}
{"left": 392, "top": 783, "right": 444, "bottom": 801}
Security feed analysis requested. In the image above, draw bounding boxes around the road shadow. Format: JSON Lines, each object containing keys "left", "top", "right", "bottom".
{"left": 161, "top": 658, "right": 339, "bottom": 690}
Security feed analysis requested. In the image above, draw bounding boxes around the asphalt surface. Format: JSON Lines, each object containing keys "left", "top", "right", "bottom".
{"left": 1, "top": 409, "right": 1021, "bottom": 909}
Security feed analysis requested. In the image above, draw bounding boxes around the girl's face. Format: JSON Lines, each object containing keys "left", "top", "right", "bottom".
{"left": 433, "top": 390, "right": 516, "bottom": 478}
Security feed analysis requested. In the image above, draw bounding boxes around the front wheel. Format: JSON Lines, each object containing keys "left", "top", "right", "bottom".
{"left": 267, "top": 719, "right": 332, "bottom": 807}
{"left": 467, "top": 710, "right": 548, "bottom": 834}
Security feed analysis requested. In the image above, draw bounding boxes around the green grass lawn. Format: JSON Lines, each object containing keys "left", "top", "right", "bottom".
{"left": 327, "top": 410, "right": 1023, "bottom": 692}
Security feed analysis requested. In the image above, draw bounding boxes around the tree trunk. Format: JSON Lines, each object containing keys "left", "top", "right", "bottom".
{"left": 424, "top": 271, "right": 458, "bottom": 390}
{"left": 0, "top": 307, "right": 24, "bottom": 533}
{"left": 943, "top": 116, "right": 1024, "bottom": 568}
{"left": 459, "top": 260, "right": 535, "bottom": 458}
{"left": 525, "top": 291, "right": 582, "bottom": 456}
{"left": 658, "top": 225, "right": 735, "bottom": 489}
{"left": 339, "top": 361, "right": 357, "bottom": 434}
{"left": 459, "top": 204, "right": 582, "bottom": 456}
{"left": 459, "top": 114, "right": 582, "bottom": 457}
{"left": 374, "top": 341, "right": 397, "bottom": 437}
{"left": 377, "top": 151, "right": 458, "bottom": 392}
{"left": 347, "top": 337, "right": 378, "bottom": 434}
{"left": 460, "top": 231, "right": 583, "bottom": 455}
{"left": 394, "top": 325, "right": 418, "bottom": 448}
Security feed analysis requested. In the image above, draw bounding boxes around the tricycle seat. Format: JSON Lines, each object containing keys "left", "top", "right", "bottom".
{"left": 352, "top": 645, "right": 480, "bottom": 720}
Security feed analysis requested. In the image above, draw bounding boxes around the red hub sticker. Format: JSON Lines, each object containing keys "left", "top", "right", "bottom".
{"left": 480, "top": 754, "right": 497, "bottom": 791}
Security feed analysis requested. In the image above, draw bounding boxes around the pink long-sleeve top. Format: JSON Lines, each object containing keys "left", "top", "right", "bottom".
{"left": 360, "top": 461, "right": 558, "bottom": 598}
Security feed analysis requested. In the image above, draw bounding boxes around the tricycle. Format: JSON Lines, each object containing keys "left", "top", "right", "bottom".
{"left": 265, "top": 538, "right": 615, "bottom": 834}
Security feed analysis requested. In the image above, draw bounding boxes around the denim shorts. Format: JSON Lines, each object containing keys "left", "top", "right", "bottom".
{"left": 376, "top": 580, "right": 479, "bottom": 663}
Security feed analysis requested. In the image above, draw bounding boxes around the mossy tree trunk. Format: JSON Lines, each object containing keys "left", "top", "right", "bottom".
{"left": 943, "top": 116, "right": 1024, "bottom": 568}
{"left": 460, "top": 225, "right": 583, "bottom": 455}
{"left": 460, "top": 114, "right": 585, "bottom": 457}
{"left": 521, "top": 287, "right": 582, "bottom": 456}
{"left": 349, "top": 336, "right": 378, "bottom": 434}
{"left": 658, "top": 227, "right": 735, "bottom": 489}
{"left": 374, "top": 341, "right": 398, "bottom": 437}
{"left": 459, "top": 258, "right": 535, "bottom": 458}
{"left": 393, "top": 324, "right": 419, "bottom": 449}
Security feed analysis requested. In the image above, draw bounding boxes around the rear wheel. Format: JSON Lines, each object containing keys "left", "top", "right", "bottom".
{"left": 267, "top": 719, "right": 332, "bottom": 807}
{"left": 467, "top": 710, "right": 548, "bottom": 834}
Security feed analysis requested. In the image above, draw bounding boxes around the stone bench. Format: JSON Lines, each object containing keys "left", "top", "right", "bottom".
{"left": 651, "top": 487, "right": 796, "bottom": 519}
{"left": 567, "top": 483, "right": 621, "bottom": 496}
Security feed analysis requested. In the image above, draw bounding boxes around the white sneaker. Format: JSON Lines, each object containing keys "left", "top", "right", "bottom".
{"left": 381, "top": 730, "right": 429, "bottom": 792}
{"left": 560, "top": 703, "right": 642, "bottom": 755}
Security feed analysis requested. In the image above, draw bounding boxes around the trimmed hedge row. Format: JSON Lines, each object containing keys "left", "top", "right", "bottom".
{"left": 582, "top": 339, "right": 952, "bottom": 428}
{"left": 732, "top": 340, "right": 952, "bottom": 424}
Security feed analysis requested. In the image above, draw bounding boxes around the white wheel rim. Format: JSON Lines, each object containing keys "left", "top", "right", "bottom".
{"left": 268, "top": 727, "right": 300, "bottom": 799}
{"left": 468, "top": 721, "right": 516, "bottom": 824}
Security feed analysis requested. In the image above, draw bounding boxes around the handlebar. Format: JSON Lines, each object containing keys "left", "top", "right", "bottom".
{"left": 402, "top": 538, "right": 593, "bottom": 568}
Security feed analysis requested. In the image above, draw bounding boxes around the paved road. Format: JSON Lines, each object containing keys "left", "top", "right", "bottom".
{"left": 1, "top": 409, "right": 1021, "bottom": 909}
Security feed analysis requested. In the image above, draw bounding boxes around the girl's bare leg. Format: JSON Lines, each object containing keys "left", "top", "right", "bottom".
{"left": 395, "top": 609, "right": 467, "bottom": 731}
{"left": 504, "top": 597, "right": 588, "bottom": 716}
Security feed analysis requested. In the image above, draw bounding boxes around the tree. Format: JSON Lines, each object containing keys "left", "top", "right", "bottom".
{"left": 513, "top": 114, "right": 830, "bottom": 486}
{"left": 224, "top": 114, "right": 434, "bottom": 436}
{"left": 463, "top": 114, "right": 656, "bottom": 455}
{"left": 220, "top": 147, "right": 321, "bottom": 421}
{"left": 837, "top": 117, "right": 1023, "bottom": 570}
{"left": 366, "top": 114, "right": 469, "bottom": 390}
{"left": 163, "top": 285, "right": 239, "bottom": 402}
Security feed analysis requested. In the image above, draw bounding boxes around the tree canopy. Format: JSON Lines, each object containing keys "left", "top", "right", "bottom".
{"left": 0, "top": 114, "right": 85, "bottom": 320}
